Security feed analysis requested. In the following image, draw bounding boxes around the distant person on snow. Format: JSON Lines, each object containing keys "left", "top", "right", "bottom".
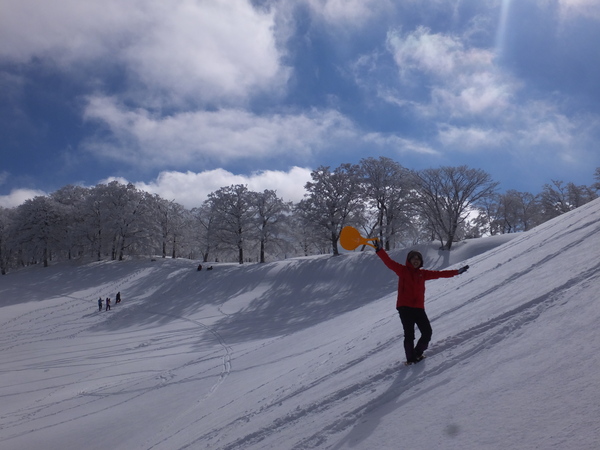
{"left": 372, "top": 239, "right": 469, "bottom": 365}
{"left": 116, "top": 292, "right": 121, "bottom": 304}
{"left": 105, "top": 298, "right": 111, "bottom": 311}
{"left": 98, "top": 297, "right": 103, "bottom": 312}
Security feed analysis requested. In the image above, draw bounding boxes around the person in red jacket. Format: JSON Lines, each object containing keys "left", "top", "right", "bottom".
{"left": 374, "top": 240, "right": 469, "bottom": 364}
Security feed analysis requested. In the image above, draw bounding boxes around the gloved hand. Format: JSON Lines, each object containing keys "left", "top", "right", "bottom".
{"left": 458, "top": 265, "right": 469, "bottom": 274}
{"left": 372, "top": 238, "right": 381, "bottom": 252}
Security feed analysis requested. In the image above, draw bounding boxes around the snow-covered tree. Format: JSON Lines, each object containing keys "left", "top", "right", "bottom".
{"left": 153, "top": 196, "right": 188, "bottom": 258}
{"left": 82, "top": 182, "right": 155, "bottom": 261}
{"left": 414, "top": 166, "right": 498, "bottom": 250}
{"left": 287, "top": 212, "right": 326, "bottom": 257}
{"left": 82, "top": 184, "right": 112, "bottom": 260}
{"left": 191, "top": 203, "right": 217, "bottom": 263}
{"left": 593, "top": 167, "right": 600, "bottom": 191}
{"left": 296, "top": 164, "right": 365, "bottom": 256}
{"left": 360, "top": 156, "right": 413, "bottom": 250}
{"left": 51, "top": 185, "right": 89, "bottom": 260}
{"left": 540, "top": 180, "right": 598, "bottom": 221}
{"left": 12, "top": 196, "right": 63, "bottom": 267}
{"left": 251, "top": 189, "right": 292, "bottom": 263}
{"left": 107, "top": 182, "right": 155, "bottom": 260}
{"left": 207, "top": 185, "right": 255, "bottom": 264}
{"left": 0, "top": 207, "right": 15, "bottom": 274}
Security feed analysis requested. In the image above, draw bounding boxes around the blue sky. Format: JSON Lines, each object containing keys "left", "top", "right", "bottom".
{"left": 1, "top": 0, "right": 599, "bottom": 208}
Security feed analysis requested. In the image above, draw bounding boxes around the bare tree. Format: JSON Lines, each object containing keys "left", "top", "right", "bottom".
{"left": 51, "top": 185, "right": 89, "bottom": 260}
{"left": 251, "top": 190, "right": 291, "bottom": 263}
{"left": 414, "top": 166, "right": 498, "bottom": 250}
{"left": 540, "top": 180, "right": 598, "bottom": 221}
{"left": 491, "top": 190, "right": 541, "bottom": 234}
{"left": 287, "top": 212, "right": 327, "bottom": 257}
{"left": 192, "top": 203, "right": 217, "bottom": 263}
{"left": 296, "top": 164, "right": 365, "bottom": 256}
{"left": 360, "top": 156, "right": 413, "bottom": 250}
{"left": 83, "top": 184, "right": 111, "bottom": 260}
{"left": 593, "top": 167, "right": 600, "bottom": 192}
{"left": 512, "top": 190, "right": 541, "bottom": 232}
{"left": 0, "top": 207, "right": 15, "bottom": 274}
{"left": 103, "top": 182, "right": 154, "bottom": 261}
{"left": 207, "top": 185, "right": 255, "bottom": 264}
{"left": 153, "top": 196, "right": 188, "bottom": 258}
{"left": 12, "top": 196, "right": 62, "bottom": 267}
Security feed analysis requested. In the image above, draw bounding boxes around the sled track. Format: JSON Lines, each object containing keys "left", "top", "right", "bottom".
{"left": 433, "top": 216, "right": 600, "bottom": 320}
{"left": 196, "top": 259, "right": 600, "bottom": 450}
{"left": 0, "top": 267, "right": 158, "bottom": 353}
{"left": 0, "top": 266, "right": 235, "bottom": 448}
{"left": 145, "top": 309, "right": 233, "bottom": 397}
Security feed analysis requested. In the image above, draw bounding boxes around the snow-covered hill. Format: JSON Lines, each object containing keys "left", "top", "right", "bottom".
{"left": 1, "top": 199, "right": 600, "bottom": 450}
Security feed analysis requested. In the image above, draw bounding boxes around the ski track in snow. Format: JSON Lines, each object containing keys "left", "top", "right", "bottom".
{"left": 0, "top": 267, "right": 156, "bottom": 351}
{"left": 211, "top": 259, "right": 599, "bottom": 450}
{"left": 2, "top": 200, "right": 600, "bottom": 449}
{"left": 182, "top": 205, "right": 600, "bottom": 450}
{"left": 139, "top": 310, "right": 233, "bottom": 450}
{"left": 431, "top": 209, "right": 600, "bottom": 321}
{"left": 0, "top": 265, "right": 235, "bottom": 448}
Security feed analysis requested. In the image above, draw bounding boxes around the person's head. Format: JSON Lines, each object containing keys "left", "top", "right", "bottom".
{"left": 406, "top": 250, "right": 423, "bottom": 269}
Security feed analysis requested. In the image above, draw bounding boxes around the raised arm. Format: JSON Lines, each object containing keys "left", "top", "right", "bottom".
{"left": 375, "top": 248, "right": 406, "bottom": 276}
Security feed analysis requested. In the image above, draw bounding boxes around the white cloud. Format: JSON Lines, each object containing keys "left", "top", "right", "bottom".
{"left": 0, "top": 0, "right": 288, "bottom": 105}
{"left": 387, "top": 26, "right": 497, "bottom": 78}
{"left": 0, "top": 188, "right": 47, "bottom": 208}
{"left": 434, "top": 72, "right": 515, "bottom": 116}
{"left": 515, "top": 104, "right": 581, "bottom": 161}
{"left": 363, "top": 133, "right": 439, "bottom": 155}
{"left": 552, "top": 0, "right": 600, "bottom": 20}
{"left": 122, "top": 0, "right": 288, "bottom": 105}
{"left": 304, "top": 0, "right": 393, "bottom": 26}
{"left": 0, "top": 168, "right": 311, "bottom": 209}
{"left": 82, "top": 95, "right": 443, "bottom": 169}
{"left": 0, "top": 0, "right": 139, "bottom": 64}
{"left": 0, "top": 168, "right": 310, "bottom": 209}
{"left": 82, "top": 96, "right": 360, "bottom": 168}
{"left": 134, "top": 167, "right": 312, "bottom": 208}
{"left": 384, "top": 26, "right": 600, "bottom": 168}
{"left": 387, "top": 27, "right": 515, "bottom": 118}
{"left": 437, "top": 99, "right": 600, "bottom": 169}
{"left": 438, "top": 126, "right": 509, "bottom": 151}
{"left": 388, "top": 27, "right": 467, "bottom": 76}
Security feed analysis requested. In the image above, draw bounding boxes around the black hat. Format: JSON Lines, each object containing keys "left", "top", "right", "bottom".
{"left": 406, "top": 250, "right": 424, "bottom": 268}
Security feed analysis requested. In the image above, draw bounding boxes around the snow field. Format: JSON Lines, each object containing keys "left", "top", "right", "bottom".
{"left": 1, "top": 198, "right": 600, "bottom": 449}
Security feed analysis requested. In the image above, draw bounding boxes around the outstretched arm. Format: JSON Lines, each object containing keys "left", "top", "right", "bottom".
{"left": 375, "top": 247, "right": 406, "bottom": 275}
{"left": 423, "top": 265, "right": 469, "bottom": 280}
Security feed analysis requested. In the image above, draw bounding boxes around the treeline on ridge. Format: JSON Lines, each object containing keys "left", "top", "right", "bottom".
{"left": 1, "top": 157, "right": 598, "bottom": 274}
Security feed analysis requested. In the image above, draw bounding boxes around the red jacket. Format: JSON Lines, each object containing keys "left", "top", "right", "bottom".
{"left": 376, "top": 249, "right": 458, "bottom": 309}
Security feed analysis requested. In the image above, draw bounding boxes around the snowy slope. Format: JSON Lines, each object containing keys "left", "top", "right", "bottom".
{"left": 1, "top": 199, "right": 600, "bottom": 450}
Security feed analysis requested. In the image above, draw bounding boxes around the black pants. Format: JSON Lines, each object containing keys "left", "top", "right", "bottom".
{"left": 397, "top": 307, "right": 432, "bottom": 361}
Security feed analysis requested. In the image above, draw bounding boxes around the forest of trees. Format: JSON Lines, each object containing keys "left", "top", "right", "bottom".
{"left": 1, "top": 159, "right": 599, "bottom": 274}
